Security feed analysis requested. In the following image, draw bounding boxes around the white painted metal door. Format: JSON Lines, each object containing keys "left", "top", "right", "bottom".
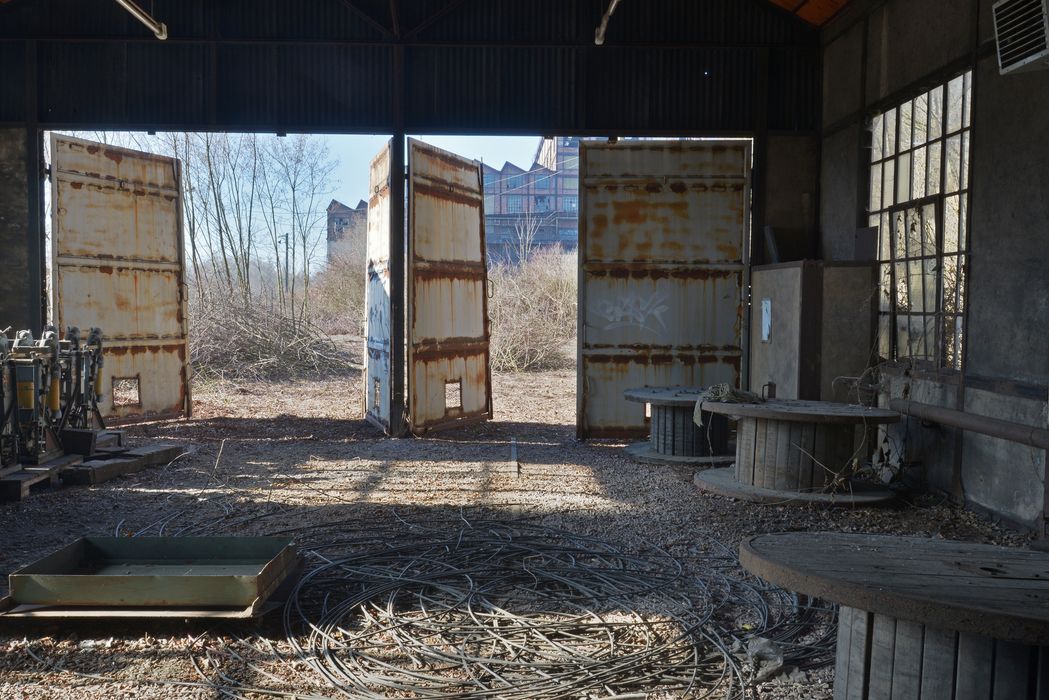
{"left": 406, "top": 139, "right": 493, "bottom": 434}
{"left": 577, "top": 140, "right": 751, "bottom": 439}
{"left": 50, "top": 134, "right": 191, "bottom": 422}
{"left": 364, "top": 140, "right": 395, "bottom": 432}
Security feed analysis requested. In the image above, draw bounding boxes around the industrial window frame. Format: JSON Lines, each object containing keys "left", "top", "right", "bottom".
{"left": 869, "top": 70, "right": 972, "bottom": 370}
{"left": 506, "top": 195, "right": 525, "bottom": 213}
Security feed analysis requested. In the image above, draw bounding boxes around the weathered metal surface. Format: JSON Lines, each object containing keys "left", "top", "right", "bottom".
{"left": 364, "top": 141, "right": 394, "bottom": 433}
{"left": 10, "top": 536, "right": 296, "bottom": 608}
{"left": 407, "top": 138, "right": 492, "bottom": 435}
{"left": 577, "top": 141, "right": 751, "bottom": 439}
{"left": 50, "top": 134, "right": 191, "bottom": 422}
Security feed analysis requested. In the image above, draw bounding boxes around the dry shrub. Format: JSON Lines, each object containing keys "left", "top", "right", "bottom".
{"left": 190, "top": 293, "right": 349, "bottom": 381}
{"left": 310, "top": 254, "right": 366, "bottom": 336}
{"left": 488, "top": 247, "right": 577, "bottom": 372}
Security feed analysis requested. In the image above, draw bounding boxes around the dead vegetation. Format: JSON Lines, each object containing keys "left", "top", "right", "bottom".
{"left": 488, "top": 247, "right": 577, "bottom": 371}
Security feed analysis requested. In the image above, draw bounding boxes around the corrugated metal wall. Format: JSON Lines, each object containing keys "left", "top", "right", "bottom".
{"left": 0, "top": 0, "right": 819, "bottom": 134}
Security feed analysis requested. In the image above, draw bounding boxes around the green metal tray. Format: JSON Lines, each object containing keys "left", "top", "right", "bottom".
{"left": 9, "top": 536, "right": 297, "bottom": 608}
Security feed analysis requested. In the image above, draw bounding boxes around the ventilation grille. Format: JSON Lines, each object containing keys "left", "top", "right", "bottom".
{"left": 994, "top": 0, "right": 1049, "bottom": 74}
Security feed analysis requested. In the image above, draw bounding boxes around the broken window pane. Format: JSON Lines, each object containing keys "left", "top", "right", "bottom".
{"left": 912, "top": 146, "right": 926, "bottom": 200}
{"left": 880, "top": 212, "right": 891, "bottom": 260}
{"left": 883, "top": 159, "right": 896, "bottom": 209}
{"left": 956, "top": 254, "right": 967, "bottom": 313}
{"left": 884, "top": 107, "right": 897, "bottom": 156}
{"left": 893, "top": 210, "right": 908, "bottom": 260}
{"left": 871, "top": 113, "right": 884, "bottom": 162}
{"left": 960, "top": 131, "right": 969, "bottom": 191}
{"left": 908, "top": 259, "right": 925, "bottom": 313}
{"left": 870, "top": 163, "right": 882, "bottom": 212}
{"left": 921, "top": 203, "right": 937, "bottom": 257}
{"left": 923, "top": 257, "right": 938, "bottom": 313}
{"left": 963, "top": 71, "right": 972, "bottom": 129}
{"left": 912, "top": 92, "right": 928, "bottom": 146}
{"left": 959, "top": 193, "right": 968, "bottom": 250}
{"left": 899, "top": 100, "right": 913, "bottom": 152}
{"left": 942, "top": 255, "right": 960, "bottom": 315}
{"left": 879, "top": 314, "right": 892, "bottom": 358}
{"left": 928, "top": 86, "right": 943, "bottom": 141}
{"left": 926, "top": 141, "right": 942, "bottom": 196}
{"left": 945, "top": 134, "right": 961, "bottom": 193}
{"left": 944, "top": 194, "right": 960, "bottom": 253}
{"left": 895, "top": 262, "right": 910, "bottom": 311}
{"left": 947, "top": 74, "right": 964, "bottom": 133}
{"left": 895, "top": 314, "right": 911, "bottom": 358}
{"left": 880, "top": 263, "right": 893, "bottom": 312}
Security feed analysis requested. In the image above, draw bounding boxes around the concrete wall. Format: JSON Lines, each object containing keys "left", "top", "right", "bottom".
{"left": 822, "top": 0, "right": 1049, "bottom": 531}
{"left": 0, "top": 128, "right": 41, "bottom": 334}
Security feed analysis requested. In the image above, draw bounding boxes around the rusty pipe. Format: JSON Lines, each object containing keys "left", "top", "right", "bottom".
{"left": 889, "top": 399, "right": 1049, "bottom": 451}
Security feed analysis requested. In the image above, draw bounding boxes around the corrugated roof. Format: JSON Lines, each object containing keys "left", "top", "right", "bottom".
{"left": 767, "top": 0, "right": 850, "bottom": 26}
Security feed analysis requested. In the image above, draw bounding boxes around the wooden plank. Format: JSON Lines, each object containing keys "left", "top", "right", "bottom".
{"left": 867, "top": 614, "right": 896, "bottom": 700}
{"left": 834, "top": 606, "right": 855, "bottom": 700}
{"left": 810, "top": 423, "right": 828, "bottom": 488}
{"left": 919, "top": 627, "right": 956, "bottom": 700}
{"left": 845, "top": 606, "right": 871, "bottom": 700}
{"left": 702, "top": 398, "right": 899, "bottom": 424}
{"left": 769, "top": 419, "right": 784, "bottom": 491}
{"left": 754, "top": 419, "right": 769, "bottom": 488}
{"left": 954, "top": 632, "right": 993, "bottom": 700}
{"left": 992, "top": 640, "right": 1032, "bottom": 699}
{"left": 890, "top": 620, "right": 923, "bottom": 700}
{"left": 735, "top": 418, "right": 754, "bottom": 483}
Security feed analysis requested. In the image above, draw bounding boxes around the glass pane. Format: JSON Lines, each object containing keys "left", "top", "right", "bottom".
{"left": 960, "top": 130, "right": 970, "bottom": 191}
{"left": 947, "top": 74, "right": 964, "bottom": 133}
{"left": 912, "top": 92, "right": 928, "bottom": 146}
{"left": 957, "top": 254, "right": 967, "bottom": 312}
{"left": 899, "top": 101, "right": 913, "bottom": 152}
{"left": 906, "top": 207, "right": 922, "bottom": 258}
{"left": 942, "top": 255, "right": 960, "bottom": 315}
{"left": 880, "top": 212, "right": 891, "bottom": 260}
{"left": 896, "top": 314, "right": 911, "bottom": 358}
{"left": 870, "top": 163, "right": 882, "bottom": 212}
{"left": 922, "top": 203, "right": 937, "bottom": 257}
{"left": 908, "top": 259, "right": 925, "bottom": 313}
{"left": 963, "top": 70, "right": 972, "bottom": 129}
{"left": 871, "top": 112, "right": 884, "bottom": 162}
{"left": 928, "top": 86, "right": 943, "bottom": 141}
{"left": 893, "top": 210, "right": 908, "bottom": 260}
{"left": 959, "top": 193, "right": 968, "bottom": 250}
{"left": 885, "top": 107, "right": 897, "bottom": 156}
{"left": 879, "top": 263, "right": 893, "bottom": 312}
{"left": 945, "top": 134, "right": 962, "bottom": 193}
{"left": 879, "top": 314, "right": 892, "bottom": 359}
{"left": 926, "top": 141, "right": 942, "bottom": 196}
{"left": 923, "top": 257, "right": 938, "bottom": 313}
{"left": 912, "top": 146, "right": 927, "bottom": 200}
{"left": 910, "top": 316, "right": 929, "bottom": 358}
{"left": 895, "top": 262, "right": 910, "bottom": 310}
{"left": 896, "top": 152, "right": 912, "bottom": 204}
{"left": 944, "top": 194, "right": 960, "bottom": 253}
{"left": 883, "top": 159, "right": 895, "bottom": 209}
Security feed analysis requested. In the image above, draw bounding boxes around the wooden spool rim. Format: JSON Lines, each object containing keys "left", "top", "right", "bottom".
{"left": 740, "top": 532, "right": 1049, "bottom": 645}
{"left": 702, "top": 398, "right": 900, "bottom": 424}
{"left": 623, "top": 386, "right": 708, "bottom": 407}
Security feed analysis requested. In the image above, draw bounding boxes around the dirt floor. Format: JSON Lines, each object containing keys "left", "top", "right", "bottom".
{"left": 0, "top": 359, "right": 1032, "bottom": 699}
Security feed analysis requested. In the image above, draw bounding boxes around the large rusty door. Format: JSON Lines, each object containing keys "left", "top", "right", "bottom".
{"left": 577, "top": 141, "right": 751, "bottom": 439}
{"left": 50, "top": 134, "right": 191, "bottom": 421}
{"left": 363, "top": 141, "right": 395, "bottom": 432}
{"left": 406, "top": 139, "right": 493, "bottom": 434}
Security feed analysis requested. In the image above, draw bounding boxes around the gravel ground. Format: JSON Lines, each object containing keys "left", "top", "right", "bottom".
{"left": 0, "top": 361, "right": 1032, "bottom": 699}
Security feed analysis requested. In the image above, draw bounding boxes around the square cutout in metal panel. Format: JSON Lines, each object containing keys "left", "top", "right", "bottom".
{"left": 112, "top": 377, "right": 141, "bottom": 407}
{"left": 444, "top": 380, "right": 462, "bottom": 413}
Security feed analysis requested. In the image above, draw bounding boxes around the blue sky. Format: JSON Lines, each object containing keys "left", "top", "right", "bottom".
{"left": 327, "top": 134, "right": 542, "bottom": 207}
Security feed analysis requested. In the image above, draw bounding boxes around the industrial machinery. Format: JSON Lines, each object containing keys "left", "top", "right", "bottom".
{"left": 1, "top": 325, "right": 106, "bottom": 464}
{"left": 0, "top": 328, "right": 16, "bottom": 471}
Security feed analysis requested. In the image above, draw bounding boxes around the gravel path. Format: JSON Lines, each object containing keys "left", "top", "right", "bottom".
{"left": 0, "top": 366, "right": 1030, "bottom": 699}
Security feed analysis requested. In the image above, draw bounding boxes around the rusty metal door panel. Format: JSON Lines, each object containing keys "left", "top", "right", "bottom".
{"left": 50, "top": 134, "right": 191, "bottom": 422}
{"left": 407, "top": 138, "right": 492, "bottom": 434}
{"left": 364, "top": 141, "right": 394, "bottom": 433}
{"left": 577, "top": 140, "right": 751, "bottom": 439}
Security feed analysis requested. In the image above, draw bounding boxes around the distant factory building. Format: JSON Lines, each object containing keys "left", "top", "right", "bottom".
{"left": 326, "top": 199, "right": 368, "bottom": 264}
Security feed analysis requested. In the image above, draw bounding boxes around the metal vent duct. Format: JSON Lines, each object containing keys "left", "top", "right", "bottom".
{"left": 994, "top": 0, "right": 1049, "bottom": 74}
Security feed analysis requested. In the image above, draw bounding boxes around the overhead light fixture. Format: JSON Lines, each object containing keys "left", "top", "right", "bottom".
{"left": 594, "top": 0, "right": 622, "bottom": 46}
{"left": 114, "top": 0, "right": 168, "bottom": 40}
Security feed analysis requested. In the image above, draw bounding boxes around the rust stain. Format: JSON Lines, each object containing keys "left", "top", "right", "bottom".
{"left": 86, "top": 145, "right": 100, "bottom": 154}
{"left": 70, "top": 181, "right": 83, "bottom": 190}
{"left": 103, "top": 149, "right": 123, "bottom": 165}
{"left": 98, "top": 265, "right": 114, "bottom": 275}
{"left": 670, "top": 182, "right": 687, "bottom": 194}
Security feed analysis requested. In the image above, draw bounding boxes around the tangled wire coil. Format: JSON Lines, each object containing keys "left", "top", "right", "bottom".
{"left": 279, "top": 517, "right": 834, "bottom": 699}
